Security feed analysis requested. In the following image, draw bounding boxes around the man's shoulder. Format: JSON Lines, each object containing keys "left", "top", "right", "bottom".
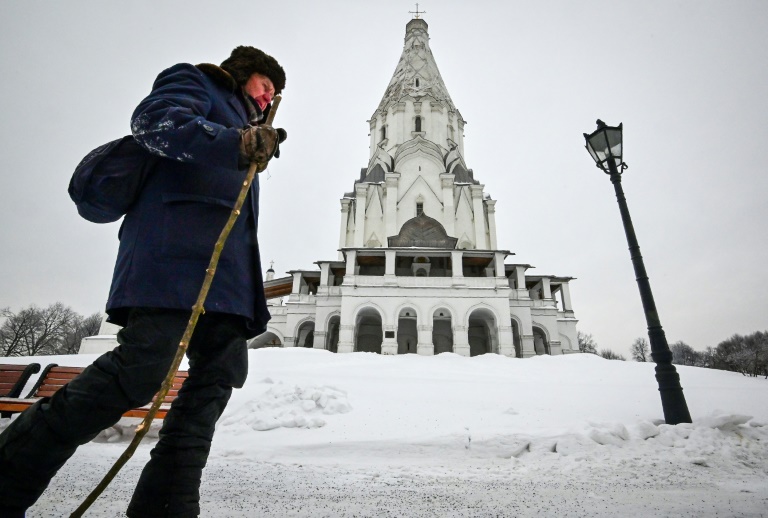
{"left": 195, "top": 63, "right": 238, "bottom": 93}
{"left": 155, "top": 63, "right": 201, "bottom": 80}
{"left": 150, "top": 63, "right": 205, "bottom": 89}
{"left": 155, "top": 63, "right": 237, "bottom": 93}
{"left": 150, "top": 63, "right": 238, "bottom": 97}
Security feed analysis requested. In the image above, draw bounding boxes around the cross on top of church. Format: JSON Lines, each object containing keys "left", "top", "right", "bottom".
{"left": 409, "top": 3, "right": 426, "bottom": 19}
{"left": 269, "top": 260, "right": 274, "bottom": 270}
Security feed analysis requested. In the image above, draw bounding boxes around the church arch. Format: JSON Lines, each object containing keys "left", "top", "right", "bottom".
{"left": 510, "top": 316, "right": 523, "bottom": 359}
{"left": 296, "top": 319, "right": 316, "bottom": 348}
{"left": 464, "top": 303, "right": 501, "bottom": 326}
{"left": 367, "top": 147, "right": 394, "bottom": 174}
{"left": 467, "top": 306, "right": 498, "bottom": 357}
{"left": 428, "top": 303, "right": 457, "bottom": 322}
{"left": 351, "top": 301, "right": 388, "bottom": 325}
{"left": 354, "top": 306, "right": 383, "bottom": 354}
{"left": 532, "top": 323, "right": 550, "bottom": 355}
{"left": 326, "top": 313, "right": 341, "bottom": 353}
{"left": 531, "top": 321, "right": 551, "bottom": 342}
{"left": 397, "top": 306, "right": 418, "bottom": 354}
{"left": 432, "top": 306, "right": 453, "bottom": 354}
{"left": 249, "top": 328, "right": 284, "bottom": 349}
{"left": 393, "top": 303, "right": 420, "bottom": 325}
{"left": 393, "top": 137, "right": 444, "bottom": 172}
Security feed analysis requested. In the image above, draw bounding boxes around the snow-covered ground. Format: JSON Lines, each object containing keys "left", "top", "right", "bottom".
{"left": 2, "top": 349, "right": 767, "bottom": 517}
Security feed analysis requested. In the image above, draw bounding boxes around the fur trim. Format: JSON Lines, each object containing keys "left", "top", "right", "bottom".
{"left": 196, "top": 63, "right": 238, "bottom": 92}
{"left": 219, "top": 46, "right": 285, "bottom": 94}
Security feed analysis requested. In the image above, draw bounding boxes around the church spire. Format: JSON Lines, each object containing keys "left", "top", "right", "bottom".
{"left": 409, "top": 3, "right": 426, "bottom": 19}
{"left": 374, "top": 18, "right": 457, "bottom": 117}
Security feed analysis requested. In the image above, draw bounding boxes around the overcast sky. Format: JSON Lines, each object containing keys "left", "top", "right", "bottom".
{"left": 1, "top": 0, "right": 766, "bottom": 358}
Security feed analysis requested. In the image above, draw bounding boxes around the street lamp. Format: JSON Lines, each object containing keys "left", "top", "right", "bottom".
{"left": 583, "top": 120, "right": 692, "bottom": 425}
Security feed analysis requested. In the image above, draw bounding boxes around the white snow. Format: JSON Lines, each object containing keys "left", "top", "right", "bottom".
{"left": 2, "top": 349, "right": 767, "bottom": 516}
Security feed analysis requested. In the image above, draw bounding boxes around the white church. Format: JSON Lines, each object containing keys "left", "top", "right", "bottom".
{"left": 82, "top": 17, "right": 579, "bottom": 357}
{"left": 251, "top": 17, "right": 579, "bottom": 358}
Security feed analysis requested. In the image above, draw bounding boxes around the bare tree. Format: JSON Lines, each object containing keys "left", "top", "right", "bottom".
{"left": 599, "top": 349, "right": 626, "bottom": 361}
{"left": 699, "top": 346, "right": 718, "bottom": 369}
{"left": 630, "top": 337, "right": 649, "bottom": 362}
{"left": 577, "top": 331, "right": 597, "bottom": 354}
{"left": 0, "top": 306, "right": 37, "bottom": 357}
{"left": 670, "top": 340, "right": 699, "bottom": 366}
{"left": 716, "top": 331, "right": 768, "bottom": 377}
{"left": 59, "top": 312, "right": 102, "bottom": 354}
{"left": 1, "top": 303, "right": 100, "bottom": 356}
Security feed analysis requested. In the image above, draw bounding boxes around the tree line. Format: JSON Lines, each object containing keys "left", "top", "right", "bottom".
{"left": 0, "top": 303, "right": 101, "bottom": 356}
{"left": 578, "top": 330, "right": 768, "bottom": 378}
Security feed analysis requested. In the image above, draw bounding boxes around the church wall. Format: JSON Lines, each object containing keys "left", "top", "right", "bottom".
{"left": 530, "top": 307, "right": 563, "bottom": 356}
{"left": 395, "top": 159, "right": 445, "bottom": 234}
{"left": 351, "top": 160, "right": 498, "bottom": 248}
{"left": 363, "top": 184, "right": 385, "bottom": 247}
{"left": 341, "top": 199, "right": 355, "bottom": 249}
{"left": 260, "top": 275, "right": 572, "bottom": 359}
{"left": 282, "top": 308, "right": 317, "bottom": 349}
{"left": 509, "top": 304, "right": 536, "bottom": 358}
{"left": 368, "top": 118, "right": 377, "bottom": 158}
{"left": 453, "top": 186, "right": 477, "bottom": 248}
{"left": 375, "top": 98, "right": 454, "bottom": 158}
{"left": 431, "top": 104, "right": 447, "bottom": 149}
{"left": 313, "top": 303, "right": 341, "bottom": 350}
{"left": 456, "top": 117, "right": 465, "bottom": 157}
{"left": 557, "top": 317, "right": 579, "bottom": 354}
{"left": 334, "top": 281, "right": 515, "bottom": 356}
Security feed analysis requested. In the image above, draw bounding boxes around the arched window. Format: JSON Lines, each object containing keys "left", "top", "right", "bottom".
{"left": 415, "top": 116, "right": 422, "bottom": 132}
{"left": 415, "top": 78, "right": 420, "bottom": 88}
{"left": 416, "top": 202, "right": 424, "bottom": 216}
{"left": 381, "top": 125, "right": 387, "bottom": 141}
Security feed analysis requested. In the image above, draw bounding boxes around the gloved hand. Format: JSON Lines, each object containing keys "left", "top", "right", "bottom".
{"left": 239, "top": 125, "right": 287, "bottom": 165}
{"left": 273, "top": 128, "right": 287, "bottom": 158}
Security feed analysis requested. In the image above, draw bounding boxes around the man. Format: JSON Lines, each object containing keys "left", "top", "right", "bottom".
{"left": 0, "top": 46, "right": 287, "bottom": 517}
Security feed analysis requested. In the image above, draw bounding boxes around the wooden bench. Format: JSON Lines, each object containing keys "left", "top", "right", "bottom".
{"left": 0, "top": 365, "right": 188, "bottom": 420}
{"left": 0, "top": 363, "right": 41, "bottom": 398}
{"left": 0, "top": 363, "right": 41, "bottom": 418}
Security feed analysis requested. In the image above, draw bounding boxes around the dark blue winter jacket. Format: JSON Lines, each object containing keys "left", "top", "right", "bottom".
{"left": 106, "top": 63, "right": 270, "bottom": 338}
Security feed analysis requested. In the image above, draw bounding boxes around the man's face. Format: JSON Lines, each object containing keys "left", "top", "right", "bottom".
{"left": 244, "top": 73, "right": 275, "bottom": 111}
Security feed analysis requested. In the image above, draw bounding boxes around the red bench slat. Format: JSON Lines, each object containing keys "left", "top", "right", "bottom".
{"left": 0, "top": 366, "right": 188, "bottom": 419}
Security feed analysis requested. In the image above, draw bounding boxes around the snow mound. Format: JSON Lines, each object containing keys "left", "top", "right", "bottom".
{"left": 220, "top": 382, "right": 352, "bottom": 431}
{"left": 695, "top": 413, "right": 752, "bottom": 429}
{"left": 94, "top": 420, "right": 163, "bottom": 442}
{"left": 585, "top": 421, "right": 630, "bottom": 445}
{"left": 514, "top": 413, "right": 768, "bottom": 475}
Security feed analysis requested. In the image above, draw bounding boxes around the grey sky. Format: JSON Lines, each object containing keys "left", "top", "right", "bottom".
{"left": 1, "top": 0, "right": 766, "bottom": 358}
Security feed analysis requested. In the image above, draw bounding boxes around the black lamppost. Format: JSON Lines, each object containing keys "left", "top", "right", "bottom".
{"left": 583, "top": 120, "right": 692, "bottom": 425}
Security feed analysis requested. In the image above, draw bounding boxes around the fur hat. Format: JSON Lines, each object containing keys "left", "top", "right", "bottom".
{"left": 220, "top": 46, "right": 285, "bottom": 94}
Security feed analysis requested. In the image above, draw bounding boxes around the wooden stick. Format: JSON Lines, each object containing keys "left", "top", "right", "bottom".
{"left": 70, "top": 95, "right": 282, "bottom": 517}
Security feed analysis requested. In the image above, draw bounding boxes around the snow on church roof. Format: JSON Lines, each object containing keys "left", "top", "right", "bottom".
{"left": 373, "top": 18, "right": 459, "bottom": 117}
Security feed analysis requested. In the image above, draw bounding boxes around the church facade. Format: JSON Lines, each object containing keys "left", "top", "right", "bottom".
{"left": 253, "top": 18, "right": 579, "bottom": 358}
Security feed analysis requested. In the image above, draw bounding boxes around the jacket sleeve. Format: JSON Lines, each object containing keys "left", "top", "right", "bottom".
{"left": 131, "top": 63, "right": 241, "bottom": 169}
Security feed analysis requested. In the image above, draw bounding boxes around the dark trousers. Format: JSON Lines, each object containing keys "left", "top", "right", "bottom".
{"left": 0, "top": 308, "right": 248, "bottom": 517}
